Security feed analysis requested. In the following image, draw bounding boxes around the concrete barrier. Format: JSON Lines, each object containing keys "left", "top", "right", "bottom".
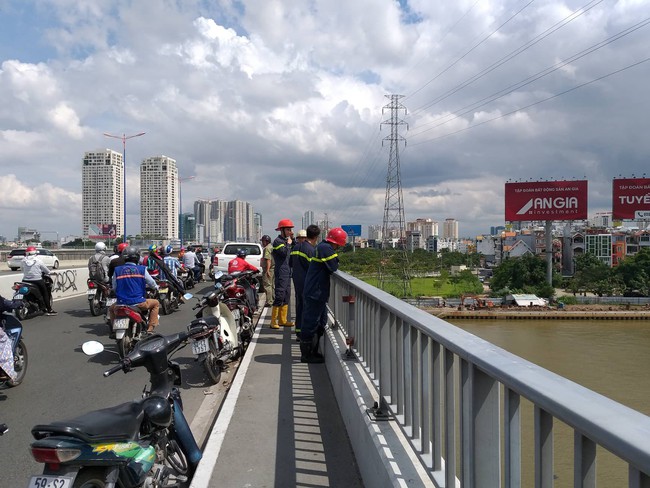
{"left": 0, "top": 264, "right": 89, "bottom": 300}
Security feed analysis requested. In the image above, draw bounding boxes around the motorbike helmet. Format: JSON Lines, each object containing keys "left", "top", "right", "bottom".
{"left": 124, "top": 246, "right": 141, "bottom": 263}
{"left": 95, "top": 242, "right": 106, "bottom": 252}
{"left": 117, "top": 242, "right": 129, "bottom": 254}
{"left": 26, "top": 246, "right": 38, "bottom": 256}
{"left": 236, "top": 249, "right": 247, "bottom": 258}
{"left": 325, "top": 227, "right": 348, "bottom": 247}
{"left": 142, "top": 396, "right": 173, "bottom": 428}
{"left": 275, "top": 219, "right": 294, "bottom": 231}
{"left": 149, "top": 244, "right": 158, "bottom": 253}
{"left": 164, "top": 244, "right": 173, "bottom": 255}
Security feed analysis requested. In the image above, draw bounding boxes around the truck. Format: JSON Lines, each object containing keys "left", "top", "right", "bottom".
{"left": 212, "top": 242, "right": 263, "bottom": 274}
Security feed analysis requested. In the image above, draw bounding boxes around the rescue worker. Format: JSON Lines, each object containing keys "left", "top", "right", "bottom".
{"left": 290, "top": 226, "right": 320, "bottom": 341}
{"left": 300, "top": 227, "right": 347, "bottom": 363}
{"left": 271, "top": 219, "right": 295, "bottom": 329}
{"left": 260, "top": 235, "right": 274, "bottom": 308}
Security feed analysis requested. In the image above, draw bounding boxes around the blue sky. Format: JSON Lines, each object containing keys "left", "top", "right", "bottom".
{"left": 1, "top": 0, "right": 649, "bottom": 240}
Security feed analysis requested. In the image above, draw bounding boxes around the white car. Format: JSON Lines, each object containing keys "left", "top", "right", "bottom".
{"left": 7, "top": 248, "right": 60, "bottom": 271}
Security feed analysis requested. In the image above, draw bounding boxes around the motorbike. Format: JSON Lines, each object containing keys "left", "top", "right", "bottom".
{"left": 0, "top": 305, "right": 28, "bottom": 387}
{"left": 87, "top": 279, "right": 111, "bottom": 316}
{"left": 190, "top": 290, "right": 242, "bottom": 381}
{"left": 111, "top": 303, "right": 151, "bottom": 359}
{"left": 177, "top": 267, "right": 195, "bottom": 290}
{"left": 156, "top": 278, "right": 181, "bottom": 316}
{"left": 215, "top": 270, "right": 259, "bottom": 348}
{"left": 11, "top": 274, "right": 55, "bottom": 320}
{"left": 28, "top": 326, "right": 207, "bottom": 488}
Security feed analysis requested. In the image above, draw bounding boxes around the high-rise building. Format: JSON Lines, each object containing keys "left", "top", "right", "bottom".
{"left": 82, "top": 149, "right": 123, "bottom": 238}
{"left": 192, "top": 198, "right": 255, "bottom": 243}
{"left": 407, "top": 218, "right": 438, "bottom": 239}
{"left": 302, "top": 210, "right": 315, "bottom": 230}
{"left": 140, "top": 156, "right": 178, "bottom": 240}
{"left": 442, "top": 218, "right": 459, "bottom": 240}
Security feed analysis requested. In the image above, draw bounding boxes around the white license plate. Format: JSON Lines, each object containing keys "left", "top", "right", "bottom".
{"left": 107, "top": 298, "right": 116, "bottom": 306}
{"left": 14, "top": 294, "right": 23, "bottom": 300}
{"left": 87, "top": 290, "right": 96, "bottom": 296}
{"left": 113, "top": 318, "right": 130, "bottom": 330}
{"left": 231, "top": 309, "right": 240, "bottom": 320}
{"left": 159, "top": 288, "right": 169, "bottom": 293}
{"left": 27, "top": 474, "right": 74, "bottom": 488}
{"left": 192, "top": 338, "right": 210, "bottom": 355}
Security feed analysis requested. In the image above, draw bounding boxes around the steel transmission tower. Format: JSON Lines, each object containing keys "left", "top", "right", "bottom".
{"left": 378, "top": 95, "right": 411, "bottom": 296}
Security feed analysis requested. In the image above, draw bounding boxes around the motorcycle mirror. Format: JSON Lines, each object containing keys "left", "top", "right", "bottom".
{"left": 82, "top": 341, "right": 105, "bottom": 356}
{"left": 214, "top": 270, "right": 224, "bottom": 279}
{"left": 183, "top": 293, "right": 193, "bottom": 301}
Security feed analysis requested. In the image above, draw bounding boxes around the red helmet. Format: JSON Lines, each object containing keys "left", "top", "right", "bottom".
{"left": 275, "top": 219, "right": 294, "bottom": 231}
{"left": 325, "top": 227, "right": 348, "bottom": 247}
{"left": 26, "top": 246, "right": 38, "bottom": 256}
{"left": 117, "top": 243, "right": 129, "bottom": 254}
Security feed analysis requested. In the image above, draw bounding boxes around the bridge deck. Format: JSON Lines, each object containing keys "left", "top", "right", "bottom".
{"left": 195, "top": 308, "right": 364, "bottom": 487}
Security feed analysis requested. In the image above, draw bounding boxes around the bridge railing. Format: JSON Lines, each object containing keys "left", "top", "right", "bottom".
{"left": 330, "top": 271, "right": 650, "bottom": 487}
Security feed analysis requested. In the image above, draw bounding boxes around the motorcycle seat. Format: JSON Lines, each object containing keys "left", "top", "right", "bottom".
{"left": 31, "top": 401, "right": 145, "bottom": 443}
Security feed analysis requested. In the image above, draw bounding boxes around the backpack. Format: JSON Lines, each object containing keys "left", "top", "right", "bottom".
{"left": 88, "top": 255, "right": 107, "bottom": 281}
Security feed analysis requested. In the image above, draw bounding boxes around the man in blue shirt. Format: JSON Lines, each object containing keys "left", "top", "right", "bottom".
{"left": 300, "top": 227, "right": 347, "bottom": 363}
{"left": 110, "top": 246, "right": 160, "bottom": 333}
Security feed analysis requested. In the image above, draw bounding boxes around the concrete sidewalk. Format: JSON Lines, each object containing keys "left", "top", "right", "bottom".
{"left": 192, "top": 307, "right": 364, "bottom": 487}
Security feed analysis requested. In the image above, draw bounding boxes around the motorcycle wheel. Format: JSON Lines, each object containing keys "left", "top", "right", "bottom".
{"left": 203, "top": 340, "right": 223, "bottom": 385}
{"left": 161, "top": 295, "right": 170, "bottom": 316}
{"left": 16, "top": 304, "right": 28, "bottom": 321}
{"left": 72, "top": 467, "right": 109, "bottom": 488}
{"left": 89, "top": 294, "right": 102, "bottom": 316}
{"left": 6, "top": 339, "right": 28, "bottom": 387}
{"left": 117, "top": 329, "right": 135, "bottom": 358}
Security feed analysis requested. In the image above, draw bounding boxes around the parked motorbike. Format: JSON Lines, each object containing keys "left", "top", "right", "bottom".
{"left": 11, "top": 274, "right": 55, "bottom": 320}
{"left": 191, "top": 290, "right": 242, "bottom": 378}
{"left": 28, "top": 326, "right": 207, "bottom": 488}
{"left": 215, "top": 270, "right": 259, "bottom": 348}
{"left": 87, "top": 278, "right": 111, "bottom": 316}
{"left": 0, "top": 305, "right": 28, "bottom": 387}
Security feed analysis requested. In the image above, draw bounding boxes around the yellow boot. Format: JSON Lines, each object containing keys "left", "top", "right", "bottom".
{"left": 279, "top": 304, "right": 295, "bottom": 327}
{"left": 270, "top": 306, "right": 280, "bottom": 329}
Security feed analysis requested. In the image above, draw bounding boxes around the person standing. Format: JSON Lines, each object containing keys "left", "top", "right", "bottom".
{"left": 290, "top": 226, "right": 320, "bottom": 341}
{"left": 21, "top": 246, "right": 57, "bottom": 315}
{"left": 271, "top": 219, "right": 295, "bottom": 329}
{"left": 260, "top": 235, "right": 274, "bottom": 309}
{"left": 300, "top": 227, "right": 347, "bottom": 363}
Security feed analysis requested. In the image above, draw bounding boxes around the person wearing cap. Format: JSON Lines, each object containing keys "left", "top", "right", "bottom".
{"left": 271, "top": 218, "right": 295, "bottom": 329}
{"left": 299, "top": 227, "right": 347, "bottom": 363}
{"left": 260, "top": 235, "right": 274, "bottom": 308}
{"left": 290, "top": 225, "right": 320, "bottom": 341}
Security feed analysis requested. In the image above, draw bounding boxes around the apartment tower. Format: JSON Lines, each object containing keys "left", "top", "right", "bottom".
{"left": 82, "top": 149, "right": 123, "bottom": 238}
{"left": 140, "top": 155, "right": 178, "bottom": 240}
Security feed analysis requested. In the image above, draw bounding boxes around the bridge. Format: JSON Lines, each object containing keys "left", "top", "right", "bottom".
{"left": 187, "top": 271, "right": 650, "bottom": 488}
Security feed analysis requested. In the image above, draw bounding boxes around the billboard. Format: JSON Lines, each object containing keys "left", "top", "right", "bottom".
{"left": 341, "top": 225, "right": 362, "bottom": 237}
{"left": 88, "top": 224, "right": 118, "bottom": 239}
{"left": 505, "top": 180, "right": 588, "bottom": 221}
{"left": 612, "top": 178, "right": 650, "bottom": 220}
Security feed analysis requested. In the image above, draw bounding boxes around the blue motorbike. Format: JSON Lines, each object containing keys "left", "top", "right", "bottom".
{"left": 28, "top": 323, "right": 207, "bottom": 488}
{"left": 0, "top": 305, "right": 28, "bottom": 387}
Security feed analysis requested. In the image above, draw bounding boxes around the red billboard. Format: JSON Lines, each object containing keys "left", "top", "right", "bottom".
{"left": 612, "top": 178, "right": 650, "bottom": 220}
{"left": 505, "top": 180, "right": 588, "bottom": 221}
{"left": 88, "top": 224, "right": 118, "bottom": 240}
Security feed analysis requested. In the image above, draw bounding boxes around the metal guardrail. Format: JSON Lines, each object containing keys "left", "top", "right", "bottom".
{"left": 329, "top": 271, "right": 650, "bottom": 487}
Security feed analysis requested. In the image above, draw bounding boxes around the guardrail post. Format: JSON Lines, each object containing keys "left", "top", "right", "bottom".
{"left": 342, "top": 295, "right": 356, "bottom": 360}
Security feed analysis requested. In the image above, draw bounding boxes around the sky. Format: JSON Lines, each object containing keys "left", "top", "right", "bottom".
{"left": 1, "top": 0, "right": 649, "bottom": 241}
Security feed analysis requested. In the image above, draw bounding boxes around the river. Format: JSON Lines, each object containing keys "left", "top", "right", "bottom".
{"left": 449, "top": 318, "right": 650, "bottom": 487}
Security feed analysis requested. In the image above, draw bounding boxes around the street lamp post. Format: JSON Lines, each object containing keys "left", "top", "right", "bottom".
{"left": 178, "top": 175, "right": 195, "bottom": 248}
{"left": 103, "top": 131, "right": 146, "bottom": 242}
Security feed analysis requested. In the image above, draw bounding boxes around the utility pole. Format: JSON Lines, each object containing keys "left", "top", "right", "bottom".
{"left": 378, "top": 95, "right": 411, "bottom": 296}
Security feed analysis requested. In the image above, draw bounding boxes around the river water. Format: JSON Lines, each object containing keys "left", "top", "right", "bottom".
{"left": 449, "top": 318, "right": 650, "bottom": 487}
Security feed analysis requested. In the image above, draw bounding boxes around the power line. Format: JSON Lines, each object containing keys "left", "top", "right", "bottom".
{"left": 408, "top": 56, "right": 650, "bottom": 147}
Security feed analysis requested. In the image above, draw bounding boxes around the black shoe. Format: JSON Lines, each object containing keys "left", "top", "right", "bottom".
{"left": 46, "top": 310, "right": 58, "bottom": 316}
{"left": 300, "top": 340, "right": 324, "bottom": 364}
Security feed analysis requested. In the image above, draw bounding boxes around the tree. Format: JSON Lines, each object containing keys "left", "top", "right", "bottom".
{"left": 490, "top": 254, "right": 553, "bottom": 297}
{"left": 614, "top": 247, "right": 650, "bottom": 296}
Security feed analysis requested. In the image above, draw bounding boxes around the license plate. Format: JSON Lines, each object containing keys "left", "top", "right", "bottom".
{"left": 192, "top": 338, "right": 210, "bottom": 355}
{"left": 87, "top": 290, "right": 96, "bottom": 296}
{"left": 27, "top": 474, "right": 74, "bottom": 488}
{"left": 231, "top": 309, "right": 240, "bottom": 320}
{"left": 159, "top": 288, "right": 168, "bottom": 294}
{"left": 14, "top": 294, "right": 23, "bottom": 300}
{"left": 113, "top": 318, "right": 130, "bottom": 330}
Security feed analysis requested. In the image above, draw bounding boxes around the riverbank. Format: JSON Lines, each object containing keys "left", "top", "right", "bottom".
{"left": 430, "top": 303, "right": 650, "bottom": 320}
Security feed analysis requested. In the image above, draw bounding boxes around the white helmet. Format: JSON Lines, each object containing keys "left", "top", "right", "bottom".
{"left": 95, "top": 242, "right": 106, "bottom": 252}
